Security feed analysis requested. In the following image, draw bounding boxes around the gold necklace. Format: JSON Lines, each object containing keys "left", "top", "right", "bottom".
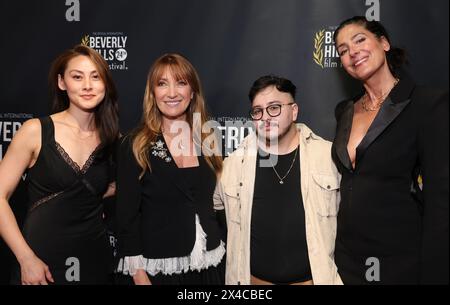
{"left": 362, "top": 78, "right": 400, "bottom": 112}
{"left": 269, "top": 146, "right": 299, "bottom": 185}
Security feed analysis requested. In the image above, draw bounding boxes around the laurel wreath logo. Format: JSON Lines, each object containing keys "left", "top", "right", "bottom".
{"left": 81, "top": 35, "right": 90, "bottom": 47}
{"left": 418, "top": 175, "right": 423, "bottom": 190}
{"left": 313, "top": 30, "right": 325, "bottom": 68}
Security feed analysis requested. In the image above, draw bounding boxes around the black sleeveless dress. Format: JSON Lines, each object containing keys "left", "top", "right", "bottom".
{"left": 12, "top": 117, "right": 114, "bottom": 284}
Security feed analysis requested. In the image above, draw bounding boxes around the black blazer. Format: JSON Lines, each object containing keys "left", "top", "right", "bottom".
{"left": 332, "top": 74, "right": 449, "bottom": 284}
{"left": 116, "top": 134, "right": 223, "bottom": 259}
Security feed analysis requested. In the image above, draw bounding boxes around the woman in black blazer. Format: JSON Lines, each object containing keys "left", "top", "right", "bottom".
{"left": 115, "top": 53, "right": 226, "bottom": 285}
{"left": 332, "top": 16, "right": 448, "bottom": 284}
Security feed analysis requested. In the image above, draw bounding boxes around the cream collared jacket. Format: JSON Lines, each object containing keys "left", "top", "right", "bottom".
{"left": 214, "top": 124, "right": 343, "bottom": 285}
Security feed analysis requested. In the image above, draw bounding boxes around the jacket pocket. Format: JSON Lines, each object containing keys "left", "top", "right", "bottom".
{"left": 224, "top": 186, "right": 241, "bottom": 225}
{"left": 311, "top": 173, "right": 340, "bottom": 256}
{"left": 312, "top": 173, "right": 340, "bottom": 217}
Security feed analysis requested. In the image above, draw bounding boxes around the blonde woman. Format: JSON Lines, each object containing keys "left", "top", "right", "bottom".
{"left": 116, "top": 53, "right": 226, "bottom": 285}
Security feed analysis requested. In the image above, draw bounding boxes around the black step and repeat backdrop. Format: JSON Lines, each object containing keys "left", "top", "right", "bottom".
{"left": 0, "top": 0, "right": 448, "bottom": 284}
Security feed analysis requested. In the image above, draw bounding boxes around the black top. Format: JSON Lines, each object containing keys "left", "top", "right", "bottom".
{"left": 251, "top": 147, "right": 312, "bottom": 284}
{"left": 332, "top": 74, "right": 449, "bottom": 284}
{"left": 116, "top": 134, "right": 224, "bottom": 259}
{"left": 17, "top": 117, "right": 114, "bottom": 284}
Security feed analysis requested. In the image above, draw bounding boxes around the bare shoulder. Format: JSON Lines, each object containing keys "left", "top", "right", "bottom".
{"left": 18, "top": 118, "right": 41, "bottom": 138}
{"left": 49, "top": 112, "right": 64, "bottom": 122}
{"left": 12, "top": 118, "right": 41, "bottom": 150}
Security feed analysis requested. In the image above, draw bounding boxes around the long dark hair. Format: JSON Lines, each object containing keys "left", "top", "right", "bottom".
{"left": 48, "top": 45, "right": 120, "bottom": 149}
{"left": 334, "top": 16, "right": 407, "bottom": 76}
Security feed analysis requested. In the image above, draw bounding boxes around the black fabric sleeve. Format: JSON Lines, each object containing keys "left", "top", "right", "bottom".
{"left": 334, "top": 100, "right": 347, "bottom": 121}
{"left": 116, "top": 135, "right": 144, "bottom": 256}
{"left": 215, "top": 209, "right": 227, "bottom": 243}
{"left": 418, "top": 90, "right": 449, "bottom": 284}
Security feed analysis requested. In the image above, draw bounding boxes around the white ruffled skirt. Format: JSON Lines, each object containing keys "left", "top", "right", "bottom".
{"left": 117, "top": 214, "right": 226, "bottom": 276}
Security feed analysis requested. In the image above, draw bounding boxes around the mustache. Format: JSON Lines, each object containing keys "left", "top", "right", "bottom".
{"left": 257, "top": 120, "right": 278, "bottom": 128}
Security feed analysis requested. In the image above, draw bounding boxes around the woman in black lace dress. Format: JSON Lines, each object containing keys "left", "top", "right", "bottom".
{"left": 0, "top": 45, "right": 119, "bottom": 285}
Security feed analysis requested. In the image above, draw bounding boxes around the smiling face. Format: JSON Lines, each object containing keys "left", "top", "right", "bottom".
{"left": 336, "top": 23, "right": 391, "bottom": 81}
{"left": 153, "top": 67, "right": 194, "bottom": 121}
{"left": 58, "top": 55, "right": 106, "bottom": 112}
{"left": 251, "top": 85, "right": 298, "bottom": 142}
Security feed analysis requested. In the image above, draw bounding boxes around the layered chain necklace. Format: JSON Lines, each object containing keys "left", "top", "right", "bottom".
{"left": 361, "top": 78, "right": 400, "bottom": 112}
{"left": 269, "top": 146, "right": 299, "bottom": 185}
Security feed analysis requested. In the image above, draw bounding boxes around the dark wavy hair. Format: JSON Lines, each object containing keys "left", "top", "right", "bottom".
{"left": 249, "top": 75, "right": 297, "bottom": 103}
{"left": 48, "top": 45, "right": 120, "bottom": 150}
{"left": 334, "top": 16, "right": 407, "bottom": 76}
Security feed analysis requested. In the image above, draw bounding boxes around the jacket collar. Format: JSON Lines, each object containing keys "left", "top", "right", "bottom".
{"left": 298, "top": 123, "right": 323, "bottom": 142}
{"left": 334, "top": 73, "right": 416, "bottom": 171}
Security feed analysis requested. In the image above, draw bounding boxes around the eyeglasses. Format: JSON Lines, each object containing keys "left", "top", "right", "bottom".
{"left": 249, "top": 103, "right": 295, "bottom": 120}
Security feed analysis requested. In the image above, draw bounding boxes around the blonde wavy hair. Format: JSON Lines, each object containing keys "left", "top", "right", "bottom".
{"left": 132, "top": 53, "right": 223, "bottom": 178}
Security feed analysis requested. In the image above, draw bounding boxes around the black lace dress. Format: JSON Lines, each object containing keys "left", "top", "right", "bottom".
{"left": 11, "top": 117, "right": 114, "bottom": 284}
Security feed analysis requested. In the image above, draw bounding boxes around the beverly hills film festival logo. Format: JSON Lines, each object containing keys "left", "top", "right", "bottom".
{"left": 313, "top": 27, "right": 342, "bottom": 69}
{"left": 81, "top": 33, "right": 128, "bottom": 71}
